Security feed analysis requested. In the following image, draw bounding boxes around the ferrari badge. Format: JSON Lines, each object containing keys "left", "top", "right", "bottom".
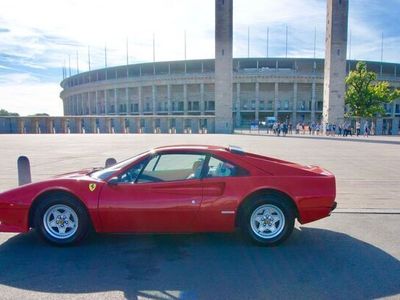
{"left": 88, "top": 183, "right": 97, "bottom": 192}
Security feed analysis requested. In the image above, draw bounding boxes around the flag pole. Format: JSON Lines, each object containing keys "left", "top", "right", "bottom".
{"left": 247, "top": 27, "right": 250, "bottom": 58}
{"left": 266, "top": 27, "right": 269, "bottom": 58}
{"left": 153, "top": 33, "right": 155, "bottom": 63}
{"left": 76, "top": 50, "right": 79, "bottom": 74}
{"left": 104, "top": 43, "right": 107, "bottom": 68}
{"left": 68, "top": 54, "right": 71, "bottom": 77}
{"left": 184, "top": 30, "right": 187, "bottom": 60}
{"left": 88, "top": 46, "right": 91, "bottom": 72}
{"left": 380, "top": 32, "right": 384, "bottom": 75}
{"left": 285, "top": 25, "right": 288, "bottom": 58}
{"left": 126, "top": 37, "right": 129, "bottom": 66}
{"left": 313, "top": 26, "right": 316, "bottom": 59}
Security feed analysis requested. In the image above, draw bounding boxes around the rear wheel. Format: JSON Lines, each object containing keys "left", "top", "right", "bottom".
{"left": 34, "top": 194, "right": 90, "bottom": 246}
{"left": 243, "top": 196, "right": 295, "bottom": 246}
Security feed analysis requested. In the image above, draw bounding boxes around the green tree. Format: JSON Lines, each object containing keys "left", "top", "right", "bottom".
{"left": 0, "top": 108, "right": 19, "bottom": 116}
{"left": 345, "top": 62, "right": 400, "bottom": 118}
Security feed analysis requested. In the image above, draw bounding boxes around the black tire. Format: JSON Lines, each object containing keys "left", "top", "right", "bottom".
{"left": 33, "top": 193, "right": 90, "bottom": 246}
{"left": 242, "top": 195, "right": 295, "bottom": 246}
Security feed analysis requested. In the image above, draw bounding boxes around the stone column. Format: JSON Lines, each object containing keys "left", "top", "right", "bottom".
{"left": 322, "top": 0, "right": 349, "bottom": 127}
{"left": 152, "top": 85, "right": 157, "bottom": 114}
{"left": 104, "top": 90, "right": 108, "bottom": 115}
{"left": 392, "top": 118, "right": 399, "bottom": 135}
{"left": 80, "top": 94, "right": 84, "bottom": 115}
{"left": 61, "top": 118, "right": 67, "bottom": 134}
{"left": 167, "top": 84, "right": 172, "bottom": 115}
{"left": 274, "top": 82, "right": 279, "bottom": 118}
{"left": 76, "top": 118, "right": 82, "bottom": 133}
{"left": 215, "top": 0, "right": 233, "bottom": 133}
{"left": 87, "top": 92, "right": 91, "bottom": 115}
{"left": 235, "top": 82, "right": 241, "bottom": 126}
{"left": 18, "top": 119, "right": 24, "bottom": 134}
{"left": 311, "top": 82, "right": 316, "bottom": 122}
{"left": 292, "top": 82, "right": 297, "bottom": 125}
{"left": 114, "top": 88, "right": 118, "bottom": 114}
{"left": 62, "top": 99, "right": 67, "bottom": 116}
{"left": 74, "top": 96, "right": 78, "bottom": 115}
{"left": 138, "top": 87, "right": 143, "bottom": 115}
{"left": 200, "top": 83, "right": 205, "bottom": 115}
{"left": 125, "top": 88, "right": 129, "bottom": 114}
{"left": 90, "top": 118, "right": 96, "bottom": 134}
{"left": 255, "top": 82, "right": 259, "bottom": 121}
{"left": 95, "top": 91, "right": 99, "bottom": 115}
{"left": 68, "top": 97, "right": 72, "bottom": 116}
{"left": 183, "top": 84, "right": 188, "bottom": 114}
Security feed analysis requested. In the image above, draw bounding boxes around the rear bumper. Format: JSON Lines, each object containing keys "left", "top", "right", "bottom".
{"left": 297, "top": 201, "right": 337, "bottom": 224}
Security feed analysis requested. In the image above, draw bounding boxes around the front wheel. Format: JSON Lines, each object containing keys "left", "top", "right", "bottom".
{"left": 34, "top": 194, "right": 90, "bottom": 246}
{"left": 243, "top": 196, "right": 295, "bottom": 246}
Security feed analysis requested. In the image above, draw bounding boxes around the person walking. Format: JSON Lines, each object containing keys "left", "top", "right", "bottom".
{"left": 356, "top": 120, "right": 361, "bottom": 136}
{"left": 364, "top": 121, "right": 369, "bottom": 137}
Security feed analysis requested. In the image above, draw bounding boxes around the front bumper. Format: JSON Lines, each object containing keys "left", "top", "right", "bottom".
{"left": 330, "top": 201, "right": 337, "bottom": 212}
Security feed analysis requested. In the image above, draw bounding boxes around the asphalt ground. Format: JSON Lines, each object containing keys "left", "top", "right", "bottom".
{"left": 0, "top": 134, "right": 399, "bottom": 299}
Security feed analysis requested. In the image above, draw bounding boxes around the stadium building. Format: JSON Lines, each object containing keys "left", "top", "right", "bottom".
{"left": 1, "top": 57, "right": 399, "bottom": 134}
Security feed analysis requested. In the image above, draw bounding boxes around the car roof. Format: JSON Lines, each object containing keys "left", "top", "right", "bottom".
{"left": 153, "top": 144, "right": 228, "bottom": 153}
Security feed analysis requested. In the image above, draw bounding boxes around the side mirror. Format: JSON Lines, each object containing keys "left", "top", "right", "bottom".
{"left": 108, "top": 176, "right": 119, "bottom": 186}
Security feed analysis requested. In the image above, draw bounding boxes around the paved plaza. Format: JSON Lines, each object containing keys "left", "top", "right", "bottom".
{"left": 0, "top": 134, "right": 399, "bottom": 299}
{"left": 1, "top": 133, "right": 399, "bottom": 209}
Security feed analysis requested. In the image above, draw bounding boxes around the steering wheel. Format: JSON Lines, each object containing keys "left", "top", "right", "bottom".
{"left": 138, "top": 174, "right": 163, "bottom": 183}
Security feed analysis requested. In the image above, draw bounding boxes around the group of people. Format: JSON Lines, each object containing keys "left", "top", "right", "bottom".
{"left": 262, "top": 120, "right": 375, "bottom": 137}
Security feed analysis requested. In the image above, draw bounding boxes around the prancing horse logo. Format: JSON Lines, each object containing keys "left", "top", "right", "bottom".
{"left": 88, "top": 183, "right": 97, "bottom": 192}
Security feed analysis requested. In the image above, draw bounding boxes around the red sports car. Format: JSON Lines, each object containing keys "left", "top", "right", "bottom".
{"left": 0, "top": 145, "right": 336, "bottom": 246}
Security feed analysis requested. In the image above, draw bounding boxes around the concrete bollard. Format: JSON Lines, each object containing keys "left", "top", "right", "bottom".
{"left": 17, "top": 156, "right": 32, "bottom": 186}
{"left": 105, "top": 158, "right": 117, "bottom": 168}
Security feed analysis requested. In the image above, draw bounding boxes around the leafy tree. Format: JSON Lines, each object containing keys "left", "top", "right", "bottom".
{"left": 345, "top": 62, "right": 400, "bottom": 118}
{"left": 0, "top": 108, "right": 19, "bottom": 116}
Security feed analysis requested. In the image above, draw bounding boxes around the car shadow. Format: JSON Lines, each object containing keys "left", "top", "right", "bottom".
{"left": 0, "top": 228, "right": 399, "bottom": 299}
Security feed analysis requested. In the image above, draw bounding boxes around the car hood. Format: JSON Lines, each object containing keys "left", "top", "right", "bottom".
{"left": 52, "top": 167, "right": 103, "bottom": 179}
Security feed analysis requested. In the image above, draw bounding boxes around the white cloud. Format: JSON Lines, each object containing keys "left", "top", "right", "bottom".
{"left": 0, "top": 0, "right": 399, "bottom": 116}
{"left": 0, "top": 73, "right": 62, "bottom": 116}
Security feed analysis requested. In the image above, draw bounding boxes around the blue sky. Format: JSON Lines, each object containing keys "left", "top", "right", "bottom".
{"left": 0, "top": 0, "right": 399, "bottom": 116}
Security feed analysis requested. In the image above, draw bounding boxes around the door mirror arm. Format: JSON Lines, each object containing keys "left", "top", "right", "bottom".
{"left": 108, "top": 176, "right": 119, "bottom": 186}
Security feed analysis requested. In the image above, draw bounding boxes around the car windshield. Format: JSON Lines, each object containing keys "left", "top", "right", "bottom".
{"left": 90, "top": 151, "right": 149, "bottom": 180}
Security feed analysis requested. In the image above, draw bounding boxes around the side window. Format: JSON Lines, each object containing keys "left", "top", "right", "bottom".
{"left": 118, "top": 160, "right": 147, "bottom": 183}
{"left": 206, "top": 156, "right": 247, "bottom": 178}
{"left": 137, "top": 153, "right": 206, "bottom": 183}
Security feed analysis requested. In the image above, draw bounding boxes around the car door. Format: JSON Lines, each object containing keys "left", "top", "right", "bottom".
{"left": 98, "top": 152, "right": 206, "bottom": 233}
{"left": 196, "top": 155, "right": 249, "bottom": 232}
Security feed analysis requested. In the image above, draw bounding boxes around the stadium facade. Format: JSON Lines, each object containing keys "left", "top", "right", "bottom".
{"left": 1, "top": 57, "right": 400, "bottom": 134}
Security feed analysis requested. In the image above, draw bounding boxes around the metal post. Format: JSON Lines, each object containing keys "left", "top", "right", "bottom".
{"left": 17, "top": 156, "right": 31, "bottom": 186}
